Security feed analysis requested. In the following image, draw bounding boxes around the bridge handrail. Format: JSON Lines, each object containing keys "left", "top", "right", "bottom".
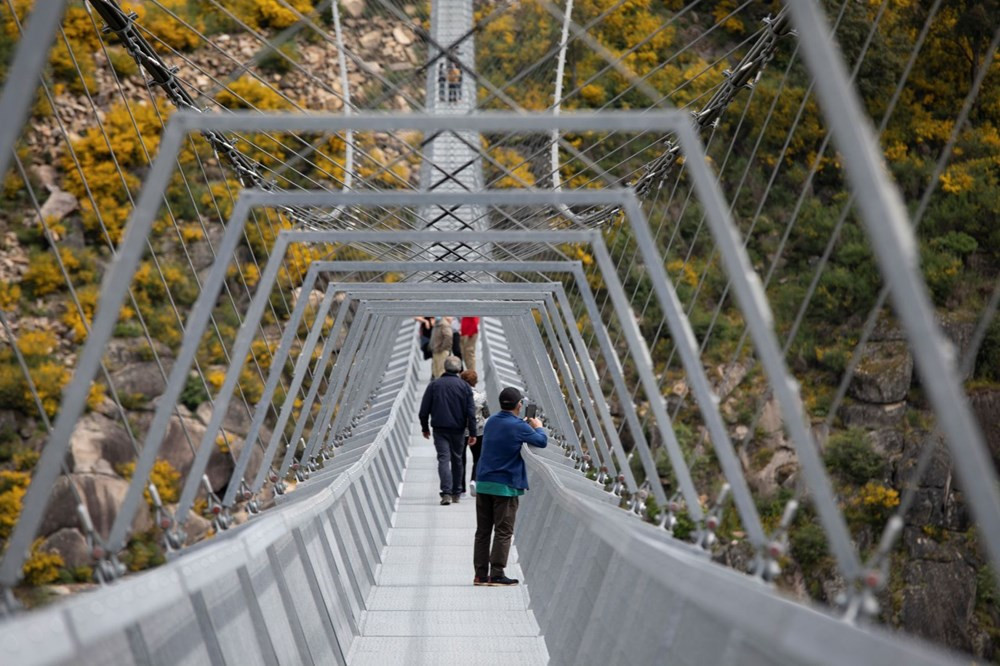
{"left": 519, "top": 446, "right": 964, "bottom": 666}
{"left": 0, "top": 323, "right": 418, "bottom": 665}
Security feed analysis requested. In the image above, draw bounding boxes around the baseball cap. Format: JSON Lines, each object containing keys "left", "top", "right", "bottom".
{"left": 498, "top": 386, "right": 523, "bottom": 410}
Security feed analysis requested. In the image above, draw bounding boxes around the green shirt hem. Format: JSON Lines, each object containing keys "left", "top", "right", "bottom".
{"left": 475, "top": 481, "right": 525, "bottom": 497}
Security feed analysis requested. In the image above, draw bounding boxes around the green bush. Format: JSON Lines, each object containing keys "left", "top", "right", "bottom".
{"left": 790, "top": 522, "right": 828, "bottom": 569}
{"left": 180, "top": 373, "right": 209, "bottom": 411}
{"left": 824, "top": 428, "right": 884, "bottom": 485}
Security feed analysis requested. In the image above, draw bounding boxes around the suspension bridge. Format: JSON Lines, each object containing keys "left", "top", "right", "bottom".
{"left": 0, "top": 0, "right": 997, "bottom": 663}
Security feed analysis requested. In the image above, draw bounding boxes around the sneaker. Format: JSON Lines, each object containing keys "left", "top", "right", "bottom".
{"left": 473, "top": 576, "right": 490, "bottom": 586}
{"left": 470, "top": 481, "right": 476, "bottom": 497}
{"left": 488, "top": 575, "right": 520, "bottom": 587}
{"left": 451, "top": 494, "right": 460, "bottom": 504}
{"left": 440, "top": 496, "right": 451, "bottom": 506}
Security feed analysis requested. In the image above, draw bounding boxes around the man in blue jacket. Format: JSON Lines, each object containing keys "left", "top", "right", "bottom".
{"left": 419, "top": 356, "right": 477, "bottom": 505}
{"left": 473, "top": 386, "right": 547, "bottom": 586}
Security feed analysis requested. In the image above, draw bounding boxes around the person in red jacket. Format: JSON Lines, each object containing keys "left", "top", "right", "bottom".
{"left": 460, "top": 316, "right": 479, "bottom": 374}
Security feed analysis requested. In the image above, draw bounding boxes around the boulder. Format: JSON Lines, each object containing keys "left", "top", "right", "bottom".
{"left": 195, "top": 400, "right": 255, "bottom": 439}
{"left": 66, "top": 413, "right": 134, "bottom": 473}
{"left": 969, "top": 388, "right": 1000, "bottom": 471}
{"left": 292, "top": 287, "right": 325, "bottom": 312}
{"left": 841, "top": 401, "right": 906, "bottom": 429}
{"left": 848, "top": 341, "right": 913, "bottom": 404}
{"left": 182, "top": 510, "right": 212, "bottom": 546}
{"left": 758, "top": 397, "right": 783, "bottom": 436}
{"left": 110, "top": 361, "right": 170, "bottom": 405}
{"left": 901, "top": 557, "right": 977, "bottom": 652}
{"left": 869, "top": 428, "right": 905, "bottom": 459}
{"left": 36, "top": 189, "right": 77, "bottom": 225}
{"left": 40, "top": 473, "right": 152, "bottom": 540}
{"left": 166, "top": 505, "right": 212, "bottom": 545}
{"left": 102, "top": 338, "right": 172, "bottom": 372}
{"left": 392, "top": 26, "right": 414, "bottom": 45}
{"left": 937, "top": 313, "right": 976, "bottom": 381}
{"left": 154, "top": 414, "right": 206, "bottom": 481}
{"left": 714, "top": 361, "right": 748, "bottom": 399}
{"left": 746, "top": 444, "right": 798, "bottom": 496}
{"left": 30, "top": 164, "right": 58, "bottom": 192}
{"left": 41, "top": 528, "right": 90, "bottom": 568}
{"left": 187, "top": 224, "right": 224, "bottom": 272}
{"left": 342, "top": 0, "right": 365, "bottom": 18}
{"left": 204, "top": 433, "right": 265, "bottom": 494}
{"left": 360, "top": 30, "right": 381, "bottom": 51}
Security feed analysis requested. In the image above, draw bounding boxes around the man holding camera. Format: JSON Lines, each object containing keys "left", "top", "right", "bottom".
{"left": 473, "top": 386, "right": 547, "bottom": 586}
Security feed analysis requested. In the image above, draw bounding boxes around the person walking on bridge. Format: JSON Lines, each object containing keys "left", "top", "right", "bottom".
{"left": 459, "top": 316, "right": 479, "bottom": 373}
{"left": 429, "top": 316, "right": 454, "bottom": 378}
{"left": 473, "top": 387, "right": 547, "bottom": 586}
{"left": 419, "top": 355, "right": 477, "bottom": 505}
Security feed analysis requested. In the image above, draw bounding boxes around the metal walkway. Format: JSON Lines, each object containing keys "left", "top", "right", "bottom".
{"left": 349, "top": 397, "right": 547, "bottom": 665}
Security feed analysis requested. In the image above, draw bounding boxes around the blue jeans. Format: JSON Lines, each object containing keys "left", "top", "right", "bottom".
{"left": 433, "top": 428, "right": 466, "bottom": 496}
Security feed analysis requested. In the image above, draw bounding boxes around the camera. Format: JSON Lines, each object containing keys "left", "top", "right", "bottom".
{"left": 523, "top": 403, "right": 537, "bottom": 419}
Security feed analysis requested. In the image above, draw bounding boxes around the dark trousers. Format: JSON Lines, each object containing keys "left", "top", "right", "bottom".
{"left": 468, "top": 435, "right": 483, "bottom": 482}
{"left": 432, "top": 428, "right": 465, "bottom": 496}
{"left": 474, "top": 494, "right": 518, "bottom": 578}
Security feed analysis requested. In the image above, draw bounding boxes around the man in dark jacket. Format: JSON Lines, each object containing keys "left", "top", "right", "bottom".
{"left": 419, "top": 355, "right": 477, "bottom": 505}
{"left": 473, "top": 386, "right": 547, "bottom": 586}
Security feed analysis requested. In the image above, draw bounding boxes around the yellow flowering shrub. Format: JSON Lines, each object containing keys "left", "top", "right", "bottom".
{"left": 206, "top": 369, "right": 226, "bottom": 391}
{"left": 666, "top": 260, "right": 699, "bottom": 287}
{"left": 87, "top": 381, "right": 106, "bottom": 412}
{"left": 238, "top": 367, "right": 263, "bottom": 404}
{"left": 116, "top": 459, "right": 181, "bottom": 506}
{"left": 0, "top": 470, "right": 30, "bottom": 540}
{"left": 28, "top": 362, "right": 70, "bottom": 417}
{"left": 16, "top": 330, "right": 57, "bottom": 358}
{"left": 489, "top": 146, "right": 536, "bottom": 188}
{"left": 22, "top": 253, "right": 65, "bottom": 296}
{"left": 846, "top": 482, "right": 900, "bottom": 526}
{"left": 22, "top": 539, "right": 64, "bottom": 586}
{"left": 0, "top": 283, "right": 21, "bottom": 310}
{"left": 62, "top": 284, "right": 99, "bottom": 341}
{"left": 211, "top": 0, "right": 315, "bottom": 31}
{"left": 134, "top": 0, "right": 204, "bottom": 51}
{"left": 62, "top": 100, "right": 173, "bottom": 243}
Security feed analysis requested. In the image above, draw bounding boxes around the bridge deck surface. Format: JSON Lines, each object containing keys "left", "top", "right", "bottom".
{"left": 348, "top": 393, "right": 549, "bottom": 665}
{"left": 349, "top": 408, "right": 548, "bottom": 666}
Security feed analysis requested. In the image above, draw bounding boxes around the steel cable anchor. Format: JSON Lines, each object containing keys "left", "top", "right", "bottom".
{"left": 696, "top": 483, "right": 731, "bottom": 551}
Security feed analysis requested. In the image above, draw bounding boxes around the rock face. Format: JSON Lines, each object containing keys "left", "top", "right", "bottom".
{"left": 149, "top": 413, "right": 207, "bottom": 483}
{"left": 67, "top": 413, "right": 134, "bottom": 473}
{"left": 841, "top": 401, "right": 906, "bottom": 429}
{"left": 135, "top": 410, "right": 264, "bottom": 495}
{"left": 849, "top": 341, "right": 913, "bottom": 404}
{"left": 109, "top": 361, "right": 170, "bottom": 405}
{"left": 41, "top": 528, "right": 90, "bottom": 569}
{"left": 900, "top": 529, "right": 979, "bottom": 653}
{"left": 205, "top": 434, "right": 264, "bottom": 494}
{"left": 36, "top": 189, "right": 78, "bottom": 225}
{"left": 342, "top": 0, "right": 365, "bottom": 18}
{"left": 102, "top": 338, "right": 172, "bottom": 372}
{"left": 970, "top": 388, "right": 1000, "bottom": 470}
{"left": 41, "top": 473, "right": 152, "bottom": 541}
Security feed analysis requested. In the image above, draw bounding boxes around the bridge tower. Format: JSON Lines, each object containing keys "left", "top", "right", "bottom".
{"left": 419, "top": 0, "right": 489, "bottom": 269}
